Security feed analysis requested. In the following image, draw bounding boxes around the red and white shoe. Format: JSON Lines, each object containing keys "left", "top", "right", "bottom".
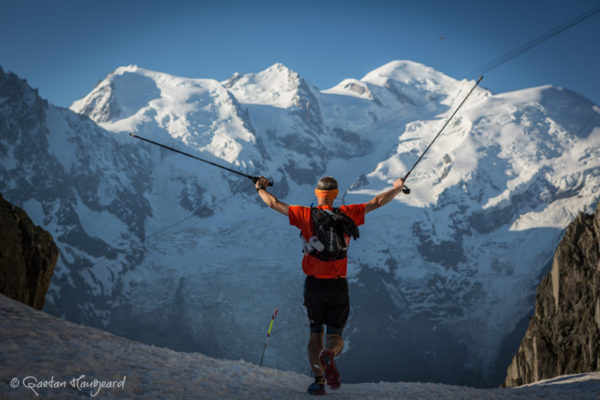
{"left": 319, "top": 349, "right": 341, "bottom": 389}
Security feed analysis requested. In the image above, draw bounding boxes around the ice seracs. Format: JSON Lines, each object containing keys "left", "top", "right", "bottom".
{"left": 322, "top": 78, "right": 376, "bottom": 100}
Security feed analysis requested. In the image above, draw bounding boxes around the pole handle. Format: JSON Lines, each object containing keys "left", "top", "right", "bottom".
{"left": 401, "top": 173, "right": 411, "bottom": 195}
{"left": 251, "top": 176, "right": 274, "bottom": 186}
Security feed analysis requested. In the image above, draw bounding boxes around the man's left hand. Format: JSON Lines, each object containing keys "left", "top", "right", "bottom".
{"left": 393, "top": 178, "right": 405, "bottom": 189}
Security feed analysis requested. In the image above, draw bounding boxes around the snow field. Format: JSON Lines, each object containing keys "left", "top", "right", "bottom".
{"left": 1, "top": 295, "right": 599, "bottom": 399}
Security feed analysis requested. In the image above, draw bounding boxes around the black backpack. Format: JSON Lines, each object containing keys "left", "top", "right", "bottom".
{"left": 309, "top": 207, "right": 360, "bottom": 261}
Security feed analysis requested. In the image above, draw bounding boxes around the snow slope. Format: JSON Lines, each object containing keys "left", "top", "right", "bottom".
{"left": 2, "top": 294, "right": 599, "bottom": 399}
{"left": 1, "top": 61, "right": 599, "bottom": 387}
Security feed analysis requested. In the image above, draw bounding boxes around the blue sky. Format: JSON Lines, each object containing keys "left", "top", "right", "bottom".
{"left": 1, "top": 0, "right": 599, "bottom": 107}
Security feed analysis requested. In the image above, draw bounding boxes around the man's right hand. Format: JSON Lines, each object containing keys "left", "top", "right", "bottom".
{"left": 254, "top": 175, "right": 289, "bottom": 216}
{"left": 255, "top": 176, "right": 270, "bottom": 190}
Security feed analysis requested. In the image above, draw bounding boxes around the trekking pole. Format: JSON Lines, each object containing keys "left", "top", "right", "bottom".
{"left": 259, "top": 307, "right": 279, "bottom": 367}
{"left": 129, "top": 133, "right": 273, "bottom": 186}
{"left": 401, "top": 76, "right": 483, "bottom": 195}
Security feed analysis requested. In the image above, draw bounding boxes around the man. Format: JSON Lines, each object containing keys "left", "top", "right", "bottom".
{"left": 255, "top": 175, "right": 404, "bottom": 395}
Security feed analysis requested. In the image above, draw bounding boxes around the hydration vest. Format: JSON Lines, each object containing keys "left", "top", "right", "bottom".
{"left": 304, "top": 207, "right": 360, "bottom": 261}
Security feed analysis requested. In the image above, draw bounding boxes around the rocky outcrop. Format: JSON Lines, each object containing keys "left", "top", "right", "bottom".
{"left": 504, "top": 199, "right": 600, "bottom": 387}
{"left": 0, "top": 193, "right": 58, "bottom": 310}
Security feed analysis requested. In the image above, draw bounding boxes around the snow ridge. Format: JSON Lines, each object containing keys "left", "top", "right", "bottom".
{"left": 2, "top": 294, "right": 599, "bottom": 399}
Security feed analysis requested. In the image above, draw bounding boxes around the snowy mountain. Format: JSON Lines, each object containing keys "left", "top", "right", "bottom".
{"left": 2, "top": 294, "right": 599, "bottom": 399}
{"left": 1, "top": 61, "right": 599, "bottom": 387}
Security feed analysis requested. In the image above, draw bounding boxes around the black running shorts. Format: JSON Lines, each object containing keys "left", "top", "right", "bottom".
{"left": 304, "top": 276, "right": 349, "bottom": 335}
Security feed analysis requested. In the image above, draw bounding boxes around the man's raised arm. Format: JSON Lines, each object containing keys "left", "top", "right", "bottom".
{"left": 365, "top": 178, "right": 404, "bottom": 214}
{"left": 255, "top": 176, "right": 289, "bottom": 216}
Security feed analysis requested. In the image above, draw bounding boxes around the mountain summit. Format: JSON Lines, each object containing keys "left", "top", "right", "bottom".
{"left": 222, "top": 63, "right": 317, "bottom": 109}
{"left": 71, "top": 65, "right": 260, "bottom": 166}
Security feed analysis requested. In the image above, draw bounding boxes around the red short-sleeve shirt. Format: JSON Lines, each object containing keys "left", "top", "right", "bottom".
{"left": 288, "top": 204, "right": 366, "bottom": 278}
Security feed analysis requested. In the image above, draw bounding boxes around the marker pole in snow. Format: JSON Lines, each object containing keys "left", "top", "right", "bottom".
{"left": 129, "top": 133, "right": 273, "bottom": 186}
{"left": 401, "top": 76, "right": 483, "bottom": 195}
{"left": 259, "top": 307, "right": 278, "bottom": 367}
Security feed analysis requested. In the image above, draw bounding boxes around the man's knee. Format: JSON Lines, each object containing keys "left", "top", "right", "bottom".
{"left": 326, "top": 333, "right": 344, "bottom": 356}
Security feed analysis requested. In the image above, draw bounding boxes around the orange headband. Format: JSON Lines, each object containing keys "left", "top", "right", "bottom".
{"left": 315, "top": 188, "right": 339, "bottom": 201}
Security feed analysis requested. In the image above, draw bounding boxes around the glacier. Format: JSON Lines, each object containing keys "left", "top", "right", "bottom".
{"left": 0, "top": 61, "right": 599, "bottom": 387}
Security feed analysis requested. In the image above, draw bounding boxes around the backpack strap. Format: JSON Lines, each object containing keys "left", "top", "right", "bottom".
{"left": 332, "top": 208, "right": 360, "bottom": 240}
{"left": 310, "top": 207, "right": 329, "bottom": 234}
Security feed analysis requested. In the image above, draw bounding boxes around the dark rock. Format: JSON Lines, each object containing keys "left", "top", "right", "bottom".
{"left": 0, "top": 193, "right": 58, "bottom": 310}
{"left": 504, "top": 199, "right": 600, "bottom": 387}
